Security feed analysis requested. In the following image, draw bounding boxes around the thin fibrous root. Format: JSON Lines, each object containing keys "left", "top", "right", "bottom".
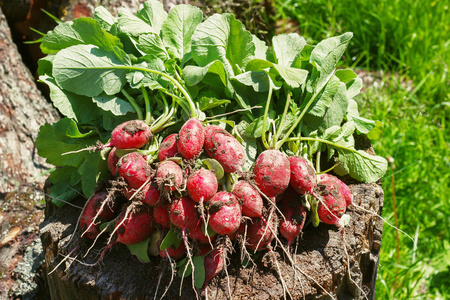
{"left": 48, "top": 247, "right": 78, "bottom": 275}
{"left": 269, "top": 249, "right": 292, "bottom": 300}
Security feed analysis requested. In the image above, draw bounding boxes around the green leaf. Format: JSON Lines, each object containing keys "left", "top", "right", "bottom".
{"left": 272, "top": 33, "right": 307, "bottom": 67}
{"left": 252, "top": 35, "right": 268, "bottom": 60}
{"left": 337, "top": 149, "right": 388, "bottom": 183}
{"left": 246, "top": 59, "right": 308, "bottom": 89}
{"left": 117, "top": 8, "right": 154, "bottom": 36}
{"left": 193, "top": 256, "right": 205, "bottom": 289}
{"left": 126, "top": 58, "right": 168, "bottom": 89}
{"left": 245, "top": 110, "right": 276, "bottom": 138}
{"left": 48, "top": 167, "right": 81, "bottom": 206}
{"left": 92, "top": 93, "right": 135, "bottom": 116}
{"left": 126, "top": 237, "right": 151, "bottom": 263}
{"left": 367, "top": 121, "right": 383, "bottom": 140}
{"left": 346, "top": 78, "right": 363, "bottom": 99}
{"left": 198, "top": 97, "right": 231, "bottom": 111}
{"left": 191, "top": 13, "right": 255, "bottom": 74}
{"left": 41, "top": 17, "right": 123, "bottom": 55}
{"left": 183, "top": 60, "right": 227, "bottom": 87}
{"left": 53, "top": 44, "right": 130, "bottom": 97}
{"left": 94, "top": 6, "right": 116, "bottom": 31}
{"left": 161, "top": 4, "right": 202, "bottom": 64}
{"left": 136, "top": 0, "right": 168, "bottom": 34}
{"left": 232, "top": 71, "right": 271, "bottom": 92}
{"left": 202, "top": 159, "right": 225, "bottom": 180}
{"left": 310, "top": 32, "right": 353, "bottom": 90}
{"left": 335, "top": 69, "right": 357, "bottom": 83}
{"left": 306, "top": 75, "right": 341, "bottom": 117}
{"left": 37, "top": 55, "right": 54, "bottom": 76}
{"left": 138, "top": 33, "right": 169, "bottom": 60}
{"left": 160, "top": 225, "right": 182, "bottom": 250}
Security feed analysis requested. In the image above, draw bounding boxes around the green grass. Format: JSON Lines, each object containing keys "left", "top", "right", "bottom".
{"left": 273, "top": 0, "right": 450, "bottom": 298}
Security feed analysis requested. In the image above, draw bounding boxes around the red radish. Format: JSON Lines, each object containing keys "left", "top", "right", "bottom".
{"left": 116, "top": 152, "right": 153, "bottom": 189}
{"left": 204, "top": 125, "right": 246, "bottom": 173}
{"left": 107, "top": 147, "right": 120, "bottom": 175}
{"left": 208, "top": 192, "right": 242, "bottom": 236}
{"left": 186, "top": 169, "right": 218, "bottom": 203}
{"left": 289, "top": 156, "right": 317, "bottom": 195}
{"left": 115, "top": 205, "right": 155, "bottom": 245}
{"left": 141, "top": 182, "right": 161, "bottom": 206}
{"left": 109, "top": 120, "right": 152, "bottom": 149}
{"left": 319, "top": 173, "right": 353, "bottom": 206}
{"left": 197, "top": 244, "right": 213, "bottom": 256}
{"left": 177, "top": 118, "right": 205, "bottom": 159}
{"left": 253, "top": 149, "right": 290, "bottom": 198}
{"left": 169, "top": 196, "right": 199, "bottom": 231}
{"left": 316, "top": 181, "right": 347, "bottom": 226}
{"left": 278, "top": 188, "right": 308, "bottom": 248}
{"left": 158, "top": 133, "right": 179, "bottom": 161}
{"left": 153, "top": 205, "right": 170, "bottom": 228}
{"left": 159, "top": 241, "right": 186, "bottom": 260}
{"left": 188, "top": 220, "right": 216, "bottom": 244}
{"left": 204, "top": 247, "right": 224, "bottom": 284}
{"left": 156, "top": 160, "right": 183, "bottom": 192}
{"left": 232, "top": 180, "right": 263, "bottom": 218}
{"left": 245, "top": 217, "right": 276, "bottom": 251}
{"left": 79, "top": 191, "right": 119, "bottom": 239}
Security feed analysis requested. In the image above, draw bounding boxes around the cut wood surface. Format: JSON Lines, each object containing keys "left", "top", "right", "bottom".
{"left": 40, "top": 182, "right": 383, "bottom": 299}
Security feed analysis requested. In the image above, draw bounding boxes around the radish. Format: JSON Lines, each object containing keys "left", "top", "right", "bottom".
{"left": 316, "top": 181, "right": 347, "bottom": 226}
{"left": 159, "top": 241, "right": 186, "bottom": 260}
{"left": 177, "top": 118, "right": 205, "bottom": 159}
{"left": 204, "top": 125, "right": 246, "bottom": 173}
{"left": 253, "top": 149, "right": 290, "bottom": 198}
{"left": 141, "top": 182, "right": 161, "bottom": 206}
{"left": 188, "top": 220, "right": 216, "bottom": 244}
{"left": 114, "top": 205, "right": 155, "bottom": 245}
{"left": 169, "top": 196, "right": 199, "bottom": 231}
{"left": 116, "top": 152, "right": 153, "bottom": 189}
{"left": 79, "top": 191, "right": 119, "bottom": 239}
{"left": 318, "top": 173, "right": 353, "bottom": 206}
{"left": 158, "top": 133, "right": 179, "bottom": 162}
{"left": 156, "top": 160, "right": 183, "bottom": 192}
{"left": 186, "top": 169, "right": 218, "bottom": 203}
{"left": 109, "top": 120, "right": 152, "bottom": 149}
{"left": 232, "top": 180, "right": 263, "bottom": 218}
{"left": 107, "top": 147, "right": 120, "bottom": 175}
{"left": 204, "top": 247, "right": 224, "bottom": 284}
{"left": 245, "top": 216, "right": 276, "bottom": 252}
{"left": 207, "top": 191, "right": 242, "bottom": 236}
{"left": 153, "top": 205, "right": 170, "bottom": 228}
{"left": 288, "top": 156, "right": 317, "bottom": 195}
{"left": 278, "top": 188, "right": 308, "bottom": 249}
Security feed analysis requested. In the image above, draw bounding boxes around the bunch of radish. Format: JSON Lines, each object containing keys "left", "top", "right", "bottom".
{"left": 78, "top": 116, "right": 354, "bottom": 288}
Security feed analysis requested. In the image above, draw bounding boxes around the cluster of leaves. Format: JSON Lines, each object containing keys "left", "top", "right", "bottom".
{"left": 35, "top": 0, "right": 387, "bottom": 205}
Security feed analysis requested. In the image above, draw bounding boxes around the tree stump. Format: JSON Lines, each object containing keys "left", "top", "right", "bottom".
{"left": 39, "top": 181, "right": 383, "bottom": 299}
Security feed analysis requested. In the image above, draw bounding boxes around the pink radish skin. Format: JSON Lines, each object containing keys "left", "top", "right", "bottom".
{"left": 115, "top": 206, "right": 155, "bottom": 245}
{"left": 232, "top": 180, "right": 263, "bottom": 218}
{"left": 208, "top": 192, "right": 242, "bottom": 236}
{"left": 253, "top": 149, "right": 290, "bottom": 198}
{"left": 278, "top": 188, "right": 308, "bottom": 248}
{"left": 177, "top": 118, "right": 205, "bottom": 159}
{"left": 204, "top": 247, "right": 224, "bottom": 284}
{"left": 289, "top": 156, "right": 317, "bottom": 195}
{"left": 156, "top": 160, "right": 183, "bottom": 192}
{"left": 319, "top": 173, "right": 353, "bottom": 206}
{"left": 188, "top": 220, "right": 216, "bottom": 244}
{"left": 204, "top": 125, "right": 246, "bottom": 173}
{"left": 159, "top": 242, "right": 186, "bottom": 260}
{"left": 141, "top": 182, "right": 161, "bottom": 206}
{"left": 158, "top": 133, "right": 179, "bottom": 162}
{"left": 107, "top": 147, "right": 120, "bottom": 175}
{"left": 109, "top": 120, "right": 152, "bottom": 149}
{"left": 116, "top": 152, "right": 153, "bottom": 189}
{"left": 153, "top": 205, "right": 170, "bottom": 228}
{"left": 245, "top": 217, "right": 276, "bottom": 251}
{"left": 317, "top": 182, "right": 347, "bottom": 226}
{"left": 79, "top": 191, "right": 119, "bottom": 239}
{"left": 186, "top": 169, "right": 218, "bottom": 203}
{"left": 169, "top": 196, "right": 199, "bottom": 231}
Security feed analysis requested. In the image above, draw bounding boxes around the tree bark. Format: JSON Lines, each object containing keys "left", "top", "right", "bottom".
{"left": 0, "top": 7, "right": 59, "bottom": 193}
{"left": 40, "top": 182, "right": 383, "bottom": 299}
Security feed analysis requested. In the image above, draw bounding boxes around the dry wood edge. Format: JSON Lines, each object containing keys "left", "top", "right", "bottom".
{"left": 39, "top": 180, "right": 383, "bottom": 300}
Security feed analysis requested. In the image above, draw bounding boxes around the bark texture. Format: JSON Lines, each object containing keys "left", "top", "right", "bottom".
{"left": 0, "top": 7, "right": 59, "bottom": 193}
{"left": 39, "top": 182, "right": 383, "bottom": 299}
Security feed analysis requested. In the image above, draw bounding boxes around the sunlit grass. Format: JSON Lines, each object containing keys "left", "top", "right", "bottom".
{"left": 273, "top": 0, "right": 450, "bottom": 298}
